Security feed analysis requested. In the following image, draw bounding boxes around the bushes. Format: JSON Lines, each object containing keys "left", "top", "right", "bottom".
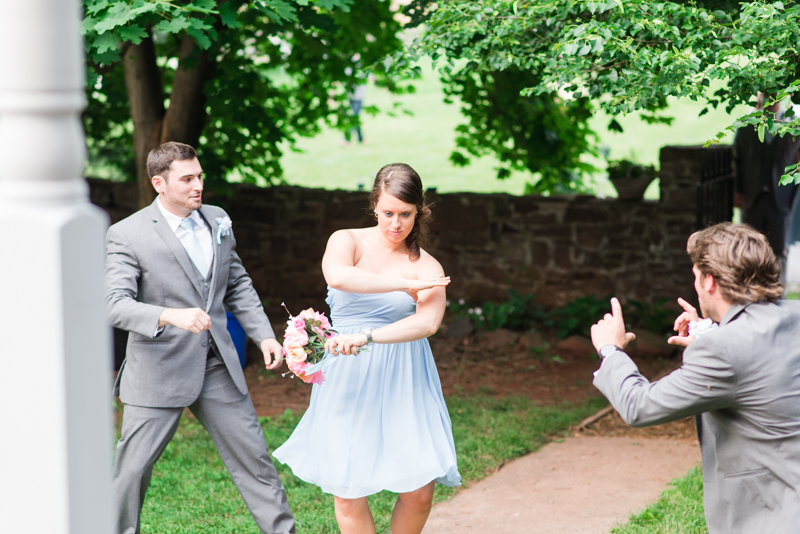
{"left": 448, "top": 292, "right": 676, "bottom": 338}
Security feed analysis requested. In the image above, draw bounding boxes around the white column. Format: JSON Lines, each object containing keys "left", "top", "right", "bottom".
{"left": 0, "top": 1, "right": 114, "bottom": 533}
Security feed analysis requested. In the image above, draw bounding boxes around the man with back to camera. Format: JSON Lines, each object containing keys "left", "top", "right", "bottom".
{"left": 590, "top": 222, "right": 800, "bottom": 533}
{"left": 105, "top": 142, "right": 295, "bottom": 534}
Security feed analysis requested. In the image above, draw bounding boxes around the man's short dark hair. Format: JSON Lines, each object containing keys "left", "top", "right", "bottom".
{"left": 688, "top": 222, "right": 783, "bottom": 304}
{"left": 147, "top": 142, "right": 197, "bottom": 180}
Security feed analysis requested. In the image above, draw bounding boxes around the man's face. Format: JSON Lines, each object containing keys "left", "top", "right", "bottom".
{"left": 153, "top": 158, "right": 204, "bottom": 217}
{"left": 693, "top": 265, "right": 712, "bottom": 319}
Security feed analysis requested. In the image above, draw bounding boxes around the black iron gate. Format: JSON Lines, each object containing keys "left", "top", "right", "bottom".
{"left": 696, "top": 146, "right": 735, "bottom": 229}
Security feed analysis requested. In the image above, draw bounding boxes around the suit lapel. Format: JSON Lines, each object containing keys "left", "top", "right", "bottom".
{"left": 198, "top": 207, "right": 220, "bottom": 313}
{"left": 149, "top": 201, "right": 204, "bottom": 298}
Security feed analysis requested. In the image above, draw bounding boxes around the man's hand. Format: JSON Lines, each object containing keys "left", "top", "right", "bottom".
{"left": 159, "top": 308, "right": 211, "bottom": 334}
{"left": 261, "top": 338, "right": 284, "bottom": 370}
{"left": 667, "top": 297, "right": 699, "bottom": 347}
{"left": 590, "top": 297, "right": 636, "bottom": 351}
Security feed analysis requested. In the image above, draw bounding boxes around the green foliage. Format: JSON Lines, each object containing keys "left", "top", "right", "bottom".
{"left": 400, "top": 0, "right": 800, "bottom": 185}
{"left": 448, "top": 291, "right": 544, "bottom": 331}
{"left": 82, "top": 0, "right": 406, "bottom": 184}
{"left": 607, "top": 159, "right": 658, "bottom": 180}
{"left": 402, "top": 1, "right": 598, "bottom": 195}
{"left": 442, "top": 66, "right": 597, "bottom": 194}
{"left": 452, "top": 292, "right": 675, "bottom": 338}
{"left": 135, "top": 394, "right": 607, "bottom": 533}
{"left": 548, "top": 294, "right": 613, "bottom": 339}
{"left": 611, "top": 466, "right": 707, "bottom": 534}
{"left": 626, "top": 298, "right": 675, "bottom": 335}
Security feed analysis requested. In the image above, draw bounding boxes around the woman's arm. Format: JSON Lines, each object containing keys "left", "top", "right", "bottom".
{"left": 322, "top": 229, "right": 448, "bottom": 294}
{"left": 325, "top": 255, "right": 449, "bottom": 354}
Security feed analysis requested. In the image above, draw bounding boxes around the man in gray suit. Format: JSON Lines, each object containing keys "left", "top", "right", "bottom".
{"left": 591, "top": 222, "right": 800, "bottom": 533}
{"left": 106, "top": 142, "right": 295, "bottom": 534}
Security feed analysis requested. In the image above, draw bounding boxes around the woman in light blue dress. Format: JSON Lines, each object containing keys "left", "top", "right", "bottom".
{"left": 273, "top": 163, "right": 460, "bottom": 534}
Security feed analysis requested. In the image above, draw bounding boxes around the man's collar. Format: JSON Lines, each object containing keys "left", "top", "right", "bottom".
{"left": 719, "top": 301, "right": 748, "bottom": 327}
{"left": 156, "top": 196, "right": 204, "bottom": 233}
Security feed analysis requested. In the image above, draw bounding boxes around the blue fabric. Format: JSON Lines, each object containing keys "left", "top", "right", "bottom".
{"left": 225, "top": 312, "right": 247, "bottom": 368}
{"left": 273, "top": 287, "right": 461, "bottom": 499}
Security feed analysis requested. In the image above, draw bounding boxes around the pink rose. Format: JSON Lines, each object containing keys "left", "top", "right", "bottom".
{"left": 286, "top": 345, "right": 308, "bottom": 364}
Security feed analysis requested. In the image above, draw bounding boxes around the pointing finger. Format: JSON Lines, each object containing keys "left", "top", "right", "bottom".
{"left": 610, "top": 297, "right": 623, "bottom": 320}
{"left": 677, "top": 297, "right": 696, "bottom": 313}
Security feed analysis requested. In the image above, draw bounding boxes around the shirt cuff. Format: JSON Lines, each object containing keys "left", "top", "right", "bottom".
{"left": 153, "top": 324, "right": 165, "bottom": 338}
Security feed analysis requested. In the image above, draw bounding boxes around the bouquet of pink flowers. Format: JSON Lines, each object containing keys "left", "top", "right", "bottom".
{"left": 281, "top": 304, "right": 336, "bottom": 384}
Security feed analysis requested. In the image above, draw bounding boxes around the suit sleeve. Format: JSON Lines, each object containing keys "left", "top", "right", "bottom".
{"left": 592, "top": 336, "right": 736, "bottom": 427}
{"left": 104, "top": 224, "right": 166, "bottom": 337}
{"left": 222, "top": 228, "right": 276, "bottom": 344}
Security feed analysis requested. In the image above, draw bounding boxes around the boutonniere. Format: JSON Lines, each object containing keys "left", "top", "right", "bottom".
{"left": 215, "top": 216, "right": 232, "bottom": 245}
{"left": 688, "top": 318, "right": 719, "bottom": 338}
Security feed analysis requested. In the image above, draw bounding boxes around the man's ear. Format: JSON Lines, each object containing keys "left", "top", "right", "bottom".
{"left": 152, "top": 175, "right": 164, "bottom": 194}
{"left": 703, "top": 273, "right": 718, "bottom": 294}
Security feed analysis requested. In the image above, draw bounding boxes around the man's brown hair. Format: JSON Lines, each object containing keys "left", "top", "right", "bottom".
{"left": 147, "top": 142, "right": 197, "bottom": 180}
{"left": 687, "top": 222, "right": 783, "bottom": 304}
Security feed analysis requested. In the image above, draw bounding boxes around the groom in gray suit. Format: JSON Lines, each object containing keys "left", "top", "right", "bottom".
{"left": 105, "top": 142, "right": 295, "bottom": 534}
{"left": 591, "top": 223, "right": 800, "bottom": 534}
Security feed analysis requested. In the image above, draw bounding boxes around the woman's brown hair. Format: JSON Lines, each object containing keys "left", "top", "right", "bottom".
{"left": 370, "top": 163, "right": 432, "bottom": 261}
{"left": 688, "top": 222, "right": 783, "bottom": 304}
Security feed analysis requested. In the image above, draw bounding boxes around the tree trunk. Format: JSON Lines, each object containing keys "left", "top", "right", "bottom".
{"left": 124, "top": 32, "right": 213, "bottom": 209}
{"left": 160, "top": 35, "right": 213, "bottom": 149}
{"left": 123, "top": 34, "right": 164, "bottom": 209}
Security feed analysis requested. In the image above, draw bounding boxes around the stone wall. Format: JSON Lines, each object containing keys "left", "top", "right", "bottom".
{"left": 89, "top": 146, "right": 726, "bottom": 316}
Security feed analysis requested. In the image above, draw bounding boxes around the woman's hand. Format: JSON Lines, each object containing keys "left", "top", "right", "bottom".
{"left": 325, "top": 333, "right": 369, "bottom": 356}
{"left": 406, "top": 275, "right": 451, "bottom": 302}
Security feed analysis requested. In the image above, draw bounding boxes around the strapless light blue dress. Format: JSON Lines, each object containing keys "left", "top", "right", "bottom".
{"left": 273, "top": 287, "right": 461, "bottom": 499}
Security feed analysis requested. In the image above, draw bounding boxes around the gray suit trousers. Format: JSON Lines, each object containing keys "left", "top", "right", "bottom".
{"left": 112, "top": 355, "right": 295, "bottom": 534}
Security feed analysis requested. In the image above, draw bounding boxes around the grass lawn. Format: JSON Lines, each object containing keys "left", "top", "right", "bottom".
{"left": 277, "top": 59, "right": 749, "bottom": 199}
{"left": 137, "top": 394, "right": 608, "bottom": 533}
{"left": 612, "top": 466, "right": 707, "bottom": 534}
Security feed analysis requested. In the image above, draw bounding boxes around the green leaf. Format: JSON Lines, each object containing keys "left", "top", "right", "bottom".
{"left": 219, "top": 2, "right": 242, "bottom": 28}
{"left": 156, "top": 16, "right": 192, "bottom": 35}
{"left": 117, "top": 24, "right": 148, "bottom": 44}
{"left": 758, "top": 122, "right": 766, "bottom": 143}
{"left": 86, "top": 0, "right": 109, "bottom": 16}
{"left": 93, "top": 31, "right": 120, "bottom": 54}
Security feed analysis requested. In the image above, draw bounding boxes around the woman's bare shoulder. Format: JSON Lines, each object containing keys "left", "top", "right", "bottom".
{"left": 414, "top": 248, "right": 445, "bottom": 275}
{"left": 327, "top": 228, "right": 367, "bottom": 244}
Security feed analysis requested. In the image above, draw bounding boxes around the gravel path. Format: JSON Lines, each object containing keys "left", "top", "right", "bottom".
{"left": 423, "top": 435, "right": 701, "bottom": 534}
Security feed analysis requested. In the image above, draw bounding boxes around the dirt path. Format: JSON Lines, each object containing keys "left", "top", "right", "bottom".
{"left": 422, "top": 435, "right": 700, "bottom": 534}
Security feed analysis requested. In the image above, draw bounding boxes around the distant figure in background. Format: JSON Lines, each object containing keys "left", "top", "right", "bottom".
{"left": 734, "top": 92, "right": 800, "bottom": 277}
{"left": 344, "top": 83, "right": 367, "bottom": 145}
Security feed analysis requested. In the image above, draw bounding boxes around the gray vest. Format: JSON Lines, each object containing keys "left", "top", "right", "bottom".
{"left": 186, "top": 247, "right": 220, "bottom": 360}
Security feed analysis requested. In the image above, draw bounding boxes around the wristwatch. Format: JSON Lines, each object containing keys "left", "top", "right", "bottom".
{"left": 598, "top": 344, "right": 623, "bottom": 360}
{"left": 362, "top": 328, "right": 374, "bottom": 344}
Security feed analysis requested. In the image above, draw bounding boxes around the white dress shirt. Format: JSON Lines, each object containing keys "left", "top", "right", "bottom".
{"left": 156, "top": 196, "right": 214, "bottom": 271}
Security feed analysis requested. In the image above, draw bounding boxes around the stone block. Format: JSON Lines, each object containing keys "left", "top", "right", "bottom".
{"left": 444, "top": 316, "right": 474, "bottom": 339}
{"left": 478, "top": 328, "right": 521, "bottom": 348}
{"left": 555, "top": 335, "right": 596, "bottom": 358}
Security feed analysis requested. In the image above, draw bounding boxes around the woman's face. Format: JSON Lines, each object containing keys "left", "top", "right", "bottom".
{"left": 374, "top": 192, "right": 417, "bottom": 244}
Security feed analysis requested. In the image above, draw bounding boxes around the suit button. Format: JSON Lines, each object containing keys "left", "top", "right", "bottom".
{"left": 201, "top": 340, "right": 208, "bottom": 347}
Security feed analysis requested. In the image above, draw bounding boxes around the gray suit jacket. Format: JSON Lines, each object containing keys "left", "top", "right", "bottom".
{"left": 594, "top": 300, "right": 800, "bottom": 534}
{"left": 106, "top": 200, "right": 275, "bottom": 407}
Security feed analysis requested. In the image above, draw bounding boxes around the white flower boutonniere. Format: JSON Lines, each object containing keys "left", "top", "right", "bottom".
{"left": 215, "top": 216, "right": 233, "bottom": 245}
{"left": 688, "top": 318, "right": 719, "bottom": 338}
